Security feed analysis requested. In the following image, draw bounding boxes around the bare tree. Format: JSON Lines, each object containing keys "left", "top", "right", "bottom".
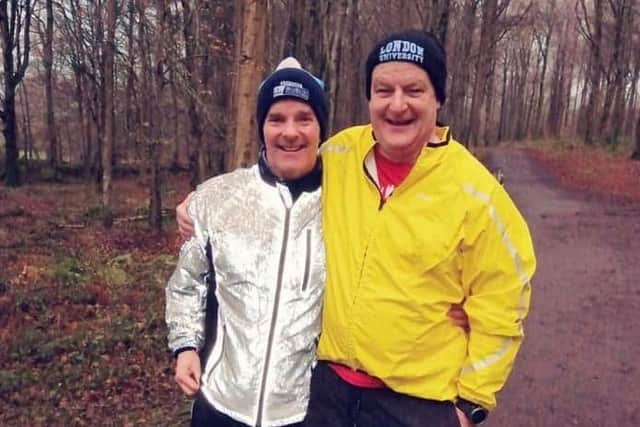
{"left": 445, "top": 0, "right": 479, "bottom": 133}
{"left": 149, "top": 0, "right": 168, "bottom": 233}
{"left": 547, "top": 19, "right": 571, "bottom": 137}
{"left": 180, "top": 0, "right": 217, "bottom": 187}
{"left": 123, "top": 0, "right": 139, "bottom": 160}
{"left": 416, "top": 0, "right": 451, "bottom": 45}
{"left": 18, "top": 80, "right": 34, "bottom": 177}
{"left": 577, "top": 0, "right": 604, "bottom": 145}
{"left": 322, "top": 0, "right": 354, "bottom": 135}
{"left": 227, "top": 0, "right": 266, "bottom": 169}
{"left": 633, "top": 113, "right": 640, "bottom": 160}
{"left": 466, "top": 0, "right": 498, "bottom": 146}
{"left": 101, "top": 0, "right": 116, "bottom": 226}
{"left": 1, "top": 0, "right": 35, "bottom": 187}
{"left": 601, "top": 0, "right": 634, "bottom": 145}
{"left": 43, "top": 0, "right": 57, "bottom": 173}
{"left": 531, "top": 0, "right": 555, "bottom": 138}
{"left": 57, "top": 0, "right": 92, "bottom": 172}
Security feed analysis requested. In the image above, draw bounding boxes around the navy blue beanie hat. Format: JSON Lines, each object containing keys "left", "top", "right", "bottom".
{"left": 256, "top": 57, "right": 328, "bottom": 146}
{"left": 365, "top": 30, "right": 447, "bottom": 105}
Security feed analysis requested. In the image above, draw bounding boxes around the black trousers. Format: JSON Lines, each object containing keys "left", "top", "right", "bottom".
{"left": 304, "top": 362, "right": 460, "bottom": 427}
{"left": 191, "top": 391, "right": 304, "bottom": 427}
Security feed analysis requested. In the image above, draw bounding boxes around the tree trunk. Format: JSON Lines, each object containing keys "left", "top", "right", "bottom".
{"left": 534, "top": 26, "right": 552, "bottom": 138}
{"left": 632, "top": 113, "right": 640, "bottom": 160}
{"left": 207, "top": 1, "right": 234, "bottom": 177}
{"left": 482, "top": 59, "right": 497, "bottom": 146}
{"left": 323, "top": 0, "right": 353, "bottom": 135}
{"left": 467, "top": 0, "right": 496, "bottom": 146}
{"left": 624, "top": 63, "right": 639, "bottom": 137}
{"left": 125, "top": 0, "right": 138, "bottom": 160}
{"left": 583, "top": 0, "right": 603, "bottom": 145}
{"left": 564, "top": 31, "right": 578, "bottom": 133}
{"left": 148, "top": 0, "right": 167, "bottom": 234}
{"left": 347, "top": 0, "right": 362, "bottom": 127}
{"left": 497, "top": 51, "right": 509, "bottom": 142}
{"left": 605, "top": 0, "right": 632, "bottom": 146}
{"left": 19, "top": 82, "right": 33, "bottom": 177}
{"left": 433, "top": 0, "right": 451, "bottom": 47}
{"left": 227, "top": 0, "right": 267, "bottom": 169}
{"left": 181, "top": 0, "right": 206, "bottom": 187}
{"left": 513, "top": 46, "right": 532, "bottom": 141}
{"left": 93, "top": 2, "right": 105, "bottom": 187}
{"left": 446, "top": 0, "right": 478, "bottom": 137}
{"left": 2, "top": 87, "right": 20, "bottom": 186}
{"left": 74, "top": 72, "right": 91, "bottom": 174}
{"left": 169, "top": 66, "right": 181, "bottom": 170}
{"left": 418, "top": 0, "right": 451, "bottom": 46}
{"left": 44, "top": 0, "right": 58, "bottom": 173}
{"left": 1, "top": 0, "right": 34, "bottom": 187}
{"left": 547, "top": 20, "right": 567, "bottom": 137}
{"left": 101, "top": 0, "right": 116, "bottom": 227}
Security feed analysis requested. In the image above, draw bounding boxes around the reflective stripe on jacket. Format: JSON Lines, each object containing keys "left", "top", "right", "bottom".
{"left": 166, "top": 165, "right": 325, "bottom": 426}
{"left": 318, "top": 125, "right": 536, "bottom": 410}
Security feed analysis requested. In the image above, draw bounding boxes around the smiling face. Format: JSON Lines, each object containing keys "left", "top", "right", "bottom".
{"left": 369, "top": 61, "right": 440, "bottom": 163}
{"left": 263, "top": 99, "right": 321, "bottom": 180}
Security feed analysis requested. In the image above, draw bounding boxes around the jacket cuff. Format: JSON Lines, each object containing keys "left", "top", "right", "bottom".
{"left": 174, "top": 346, "right": 197, "bottom": 358}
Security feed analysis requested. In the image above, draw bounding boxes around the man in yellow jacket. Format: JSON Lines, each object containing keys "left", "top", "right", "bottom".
{"left": 303, "top": 30, "right": 536, "bottom": 427}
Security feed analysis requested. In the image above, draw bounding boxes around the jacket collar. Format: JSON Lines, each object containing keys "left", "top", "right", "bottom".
{"left": 360, "top": 124, "right": 451, "bottom": 188}
{"left": 258, "top": 148, "right": 322, "bottom": 202}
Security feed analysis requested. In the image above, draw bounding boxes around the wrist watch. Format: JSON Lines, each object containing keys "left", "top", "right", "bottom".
{"left": 456, "top": 398, "right": 488, "bottom": 425}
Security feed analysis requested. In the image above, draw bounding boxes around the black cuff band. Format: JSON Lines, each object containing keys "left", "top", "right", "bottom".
{"left": 174, "top": 347, "right": 197, "bottom": 358}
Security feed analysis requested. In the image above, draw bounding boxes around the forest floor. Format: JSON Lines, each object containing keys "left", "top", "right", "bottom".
{"left": 0, "top": 171, "right": 193, "bottom": 425}
{"left": 1, "top": 140, "right": 639, "bottom": 426}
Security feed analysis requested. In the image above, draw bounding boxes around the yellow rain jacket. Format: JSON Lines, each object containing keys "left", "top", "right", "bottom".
{"left": 318, "top": 124, "right": 536, "bottom": 410}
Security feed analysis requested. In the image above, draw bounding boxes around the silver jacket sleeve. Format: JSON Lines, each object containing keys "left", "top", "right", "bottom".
{"left": 165, "top": 196, "right": 210, "bottom": 353}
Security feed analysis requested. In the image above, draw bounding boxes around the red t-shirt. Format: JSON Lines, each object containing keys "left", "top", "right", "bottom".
{"left": 373, "top": 145, "right": 414, "bottom": 200}
{"left": 328, "top": 362, "right": 387, "bottom": 388}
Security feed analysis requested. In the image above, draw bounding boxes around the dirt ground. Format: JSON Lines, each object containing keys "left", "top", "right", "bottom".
{"left": 484, "top": 147, "right": 640, "bottom": 427}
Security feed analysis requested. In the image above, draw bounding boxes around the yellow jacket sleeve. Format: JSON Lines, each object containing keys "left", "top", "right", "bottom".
{"left": 457, "top": 182, "right": 536, "bottom": 410}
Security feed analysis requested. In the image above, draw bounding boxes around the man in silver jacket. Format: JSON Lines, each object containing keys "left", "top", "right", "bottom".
{"left": 166, "top": 58, "right": 328, "bottom": 427}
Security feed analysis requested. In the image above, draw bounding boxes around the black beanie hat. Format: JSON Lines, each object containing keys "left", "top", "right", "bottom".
{"left": 256, "top": 58, "right": 328, "bottom": 146}
{"left": 365, "top": 30, "right": 447, "bottom": 105}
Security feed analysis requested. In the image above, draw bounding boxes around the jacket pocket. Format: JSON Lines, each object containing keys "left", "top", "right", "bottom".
{"left": 301, "top": 229, "right": 311, "bottom": 291}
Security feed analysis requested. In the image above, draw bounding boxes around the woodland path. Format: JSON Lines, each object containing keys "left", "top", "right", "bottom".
{"left": 484, "top": 147, "right": 640, "bottom": 427}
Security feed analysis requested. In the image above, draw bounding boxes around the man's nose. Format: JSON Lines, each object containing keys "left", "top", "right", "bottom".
{"left": 282, "top": 120, "right": 298, "bottom": 139}
{"left": 389, "top": 89, "right": 407, "bottom": 112}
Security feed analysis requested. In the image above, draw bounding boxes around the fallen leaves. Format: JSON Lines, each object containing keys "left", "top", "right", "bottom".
{"left": 0, "top": 172, "right": 191, "bottom": 424}
{"left": 526, "top": 143, "right": 640, "bottom": 202}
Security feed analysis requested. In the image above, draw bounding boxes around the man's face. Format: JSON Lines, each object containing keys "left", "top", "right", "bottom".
{"left": 369, "top": 61, "right": 440, "bottom": 162}
{"left": 263, "top": 99, "right": 321, "bottom": 180}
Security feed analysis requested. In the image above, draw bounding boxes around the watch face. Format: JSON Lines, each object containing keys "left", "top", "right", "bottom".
{"left": 471, "top": 407, "right": 488, "bottom": 424}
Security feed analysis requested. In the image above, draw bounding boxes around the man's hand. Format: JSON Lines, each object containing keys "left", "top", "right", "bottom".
{"left": 455, "top": 407, "right": 473, "bottom": 427}
{"left": 176, "top": 191, "right": 195, "bottom": 241}
{"left": 175, "top": 349, "right": 201, "bottom": 396}
{"left": 448, "top": 303, "right": 470, "bottom": 333}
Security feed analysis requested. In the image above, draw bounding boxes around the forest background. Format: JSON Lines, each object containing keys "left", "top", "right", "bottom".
{"left": 1, "top": 0, "right": 639, "bottom": 424}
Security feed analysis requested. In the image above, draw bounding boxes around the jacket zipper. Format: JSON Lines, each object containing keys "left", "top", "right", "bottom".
{"left": 256, "top": 207, "right": 291, "bottom": 426}
{"left": 362, "top": 162, "right": 386, "bottom": 210}
{"left": 301, "top": 229, "right": 311, "bottom": 291}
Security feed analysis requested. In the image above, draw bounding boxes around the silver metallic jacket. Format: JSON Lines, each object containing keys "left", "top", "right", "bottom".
{"left": 166, "top": 165, "right": 325, "bottom": 427}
